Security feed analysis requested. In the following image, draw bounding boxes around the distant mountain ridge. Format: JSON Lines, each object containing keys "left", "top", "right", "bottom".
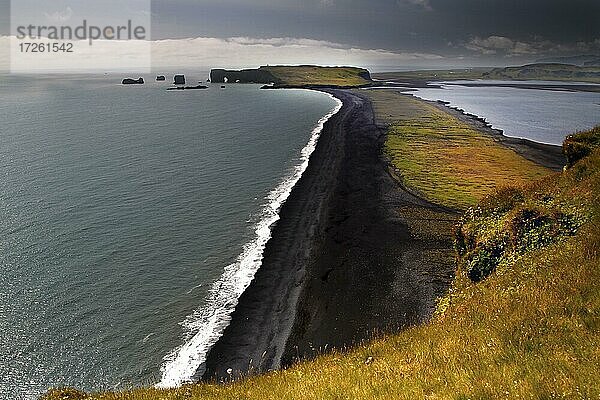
{"left": 535, "top": 55, "right": 600, "bottom": 67}
{"left": 483, "top": 63, "right": 600, "bottom": 83}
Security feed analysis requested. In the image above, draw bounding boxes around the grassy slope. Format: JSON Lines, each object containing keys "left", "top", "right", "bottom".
{"left": 484, "top": 63, "right": 600, "bottom": 83}
{"left": 263, "top": 66, "right": 371, "bottom": 87}
{"left": 46, "top": 99, "right": 600, "bottom": 400}
{"left": 366, "top": 90, "right": 550, "bottom": 210}
{"left": 455, "top": 127, "right": 600, "bottom": 282}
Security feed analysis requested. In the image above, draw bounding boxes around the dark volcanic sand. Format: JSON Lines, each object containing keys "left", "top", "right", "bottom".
{"left": 202, "top": 90, "right": 458, "bottom": 381}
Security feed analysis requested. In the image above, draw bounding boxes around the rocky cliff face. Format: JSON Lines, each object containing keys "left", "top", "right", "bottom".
{"left": 357, "top": 70, "right": 372, "bottom": 81}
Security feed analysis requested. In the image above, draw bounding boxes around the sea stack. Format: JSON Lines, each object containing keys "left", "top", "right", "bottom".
{"left": 174, "top": 75, "right": 186, "bottom": 85}
{"left": 122, "top": 77, "right": 144, "bottom": 85}
{"left": 156, "top": 75, "right": 166, "bottom": 81}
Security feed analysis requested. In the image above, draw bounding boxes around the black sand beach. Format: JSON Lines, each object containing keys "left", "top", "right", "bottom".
{"left": 202, "top": 90, "right": 458, "bottom": 381}
{"left": 202, "top": 88, "right": 565, "bottom": 382}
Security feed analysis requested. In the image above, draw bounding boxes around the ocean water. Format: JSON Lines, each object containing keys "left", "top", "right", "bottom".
{"left": 0, "top": 74, "right": 338, "bottom": 398}
{"left": 409, "top": 80, "right": 600, "bottom": 145}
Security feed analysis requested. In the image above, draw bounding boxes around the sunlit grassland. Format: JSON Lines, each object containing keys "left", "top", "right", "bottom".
{"left": 264, "top": 66, "right": 371, "bottom": 87}
{"left": 365, "top": 90, "right": 551, "bottom": 209}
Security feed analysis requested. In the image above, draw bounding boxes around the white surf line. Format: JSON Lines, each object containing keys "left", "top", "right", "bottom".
{"left": 157, "top": 92, "right": 343, "bottom": 388}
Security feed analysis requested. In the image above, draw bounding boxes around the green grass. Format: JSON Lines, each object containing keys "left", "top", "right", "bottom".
{"left": 263, "top": 66, "right": 371, "bottom": 87}
{"left": 564, "top": 126, "right": 600, "bottom": 166}
{"left": 44, "top": 118, "right": 600, "bottom": 399}
{"left": 365, "top": 91, "right": 550, "bottom": 210}
{"left": 456, "top": 146, "right": 598, "bottom": 282}
{"left": 210, "top": 66, "right": 372, "bottom": 87}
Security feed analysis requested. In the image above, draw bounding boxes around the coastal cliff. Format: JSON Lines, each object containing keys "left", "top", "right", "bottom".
{"left": 210, "top": 66, "right": 372, "bottom": 87}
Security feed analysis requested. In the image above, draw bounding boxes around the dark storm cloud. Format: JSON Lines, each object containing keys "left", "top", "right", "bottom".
{"left": 1, "top": 0, "right": 599, "bottom": 65}
{"left": 150, "top": 0, "right": 599, "bottom": 56}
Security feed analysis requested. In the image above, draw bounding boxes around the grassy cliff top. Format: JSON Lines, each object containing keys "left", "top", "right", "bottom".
{"left": 210, "top": 65, "right": 372, "bottom": 87}
{"left": 262, "top": 66, "right": 372, "bottom": 86}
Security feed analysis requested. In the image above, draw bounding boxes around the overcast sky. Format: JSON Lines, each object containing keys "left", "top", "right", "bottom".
{"left": 1, "top": 0, "right": 599, "bottom": 70}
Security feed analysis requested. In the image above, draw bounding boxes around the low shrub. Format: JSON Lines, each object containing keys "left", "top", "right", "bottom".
{"left": 563, "top": 125, "right": 600, "bottom": 167}
{"left": 464, "top": 238, "right": 507, "bottom": 282}
{"left": 456, "top": 126, "right": 600, "bottom": 282}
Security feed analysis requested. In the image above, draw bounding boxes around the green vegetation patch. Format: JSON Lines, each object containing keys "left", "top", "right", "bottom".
{"left": 563, "top": 126, "right": 600, "bottom": 166}
{"left": 366, "top": 91, "right": 551, "bottom": 210}
{"left": 456, "top": 126, "right": 600, "bottom": 282}
{"left": 210, "top": 66, "right": 372, "bottom": 87}
{"left": 263, "top": 66, "right": 372, "bottom": 87}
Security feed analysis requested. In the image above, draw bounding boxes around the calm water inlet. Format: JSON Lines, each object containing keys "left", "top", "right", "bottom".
{"left": 410, "top": 81, "right": 600, "bottom": 145}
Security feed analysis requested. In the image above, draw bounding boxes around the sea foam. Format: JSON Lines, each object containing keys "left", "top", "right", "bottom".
{"left": 157, "top": 92, "right": 343, "bottom": 388}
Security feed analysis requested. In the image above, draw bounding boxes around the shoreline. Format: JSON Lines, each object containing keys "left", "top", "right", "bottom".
{"left": 201, "top": 90, "right": 356, "bottom": 381}
{"left": 158, "top": 92, "right": 343, "bottom": 387}
{"left": 202, "top": 89, "right": 458, "bottom": 381}
{"left": 363, "top": 85, "right": 566, "bottom": 170}
{"left": 201, "top": 86, "right": 565, "bottom": 382}
{"left": 426, "top": 98, "right": 566, "bottom": 171}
